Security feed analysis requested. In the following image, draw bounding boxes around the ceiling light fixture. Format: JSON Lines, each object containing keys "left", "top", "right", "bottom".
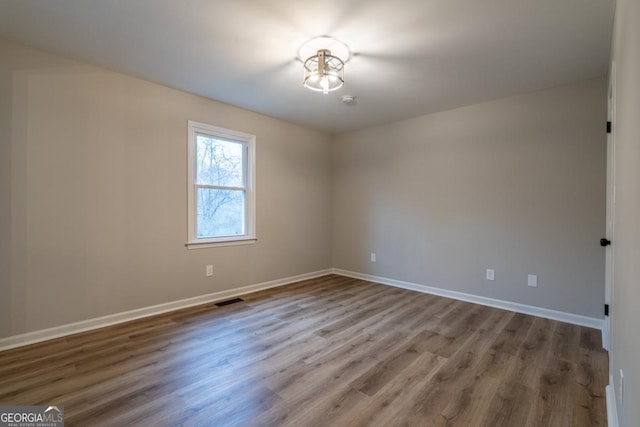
{"left": 298, "top": 36, "right": 350, "bottom": 94}
{"left": 303, "top": 49, "right": 344, "bottom": 94}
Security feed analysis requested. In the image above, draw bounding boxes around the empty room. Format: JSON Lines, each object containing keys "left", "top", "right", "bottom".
{"left": 1, "top": 0, "right": 638, "bottom": 426}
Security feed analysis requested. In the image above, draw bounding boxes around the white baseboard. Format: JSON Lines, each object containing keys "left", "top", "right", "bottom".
{"left": 606, "top": 376, "right": 619, "bottom": 427}
{"left": 332, "top": 269, "right": 604, "bottom": 330}
{"left": 0, "top": 269, "right": 333, "bottom": 352}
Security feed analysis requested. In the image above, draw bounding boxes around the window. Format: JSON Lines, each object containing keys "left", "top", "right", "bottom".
{"left": 187, "top": 121, "right": 255, "bottom": 248}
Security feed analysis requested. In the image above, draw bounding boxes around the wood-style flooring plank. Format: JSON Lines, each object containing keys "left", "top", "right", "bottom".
{"left": 341, "top": 350, "right": 446, "bottom": 427}
{"left": 0, "top": 274, "right": 608, "bottom": 426}
{"left": 574, "top": 347, "right": 609, "bottom": 426}
{"left": 480, "top": 380, "right": 534, "bottom": 427}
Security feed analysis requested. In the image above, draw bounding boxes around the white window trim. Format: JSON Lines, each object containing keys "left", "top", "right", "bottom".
{"left": 186, "top": 120, "right": 256, "bottom": 249}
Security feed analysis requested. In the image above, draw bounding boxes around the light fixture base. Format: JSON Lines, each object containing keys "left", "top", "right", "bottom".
{"left": 297, "top": 36, "right": 350, "bottom": 63}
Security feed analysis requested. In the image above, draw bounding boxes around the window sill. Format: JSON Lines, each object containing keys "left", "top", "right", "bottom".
{"left": 186, "top": 238, "right": 257, "bottom": 250}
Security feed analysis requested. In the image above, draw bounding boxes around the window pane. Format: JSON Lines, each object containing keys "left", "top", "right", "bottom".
{"left": 196, "top": 134, "right": 244, "bottom": 187}
{"left": 196, "top": 188, "right": 245, "bottom": 238}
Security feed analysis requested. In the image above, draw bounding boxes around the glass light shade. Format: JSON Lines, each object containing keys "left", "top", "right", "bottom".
{"left": 303, "top": 49, "right": 344, "bottom": 94}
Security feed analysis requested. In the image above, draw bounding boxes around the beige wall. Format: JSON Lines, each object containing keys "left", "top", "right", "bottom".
{"left": 333, "top": 78, "right": 607, "bottom": 318}
{"left": 0, "top": 36, "right": 611, "bottom": 346}
{"left": 610, "top": 0, "right": 640, "bottom": 424}
{"left": 0, "top": 44, "right": 11, "bottom": 335}
{"left": 0, "top": 39, "right": 333, "bottom": 338}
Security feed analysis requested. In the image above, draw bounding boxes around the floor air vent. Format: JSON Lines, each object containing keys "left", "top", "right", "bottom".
{"left": 214, "top": 298, "right": 244, "bottom": 307}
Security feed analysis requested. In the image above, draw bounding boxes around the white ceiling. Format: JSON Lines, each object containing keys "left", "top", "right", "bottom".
{"left": 0, "top": 0, "right": 614, "bottom": 134}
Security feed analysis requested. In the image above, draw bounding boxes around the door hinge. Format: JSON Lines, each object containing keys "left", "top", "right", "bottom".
{"left": 605, "top": 304, "right": 610, "bottom": 316}
{"left": 607, "top": 121, "right": 612, "bottom": 134}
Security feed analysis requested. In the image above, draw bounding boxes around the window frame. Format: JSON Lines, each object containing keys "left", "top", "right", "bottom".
{"left": 186, "top": 120, "right": 256, "bottom": 249}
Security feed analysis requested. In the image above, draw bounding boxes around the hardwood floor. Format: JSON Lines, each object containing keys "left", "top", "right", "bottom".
{"left": 0, "top": 275, "right": 608, "bottom": 426}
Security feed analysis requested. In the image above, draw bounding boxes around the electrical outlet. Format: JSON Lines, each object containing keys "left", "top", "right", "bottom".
{"left": 370, "top": 253, "right": 376, "bottom": 263}
{"left": 486, "top": 269, "right": 495, "bottom": 281}
{"left": 527, "top": 274, "right": 538, "bottom": 288}
{"left": 206, "top": 265, "right": 213, "bottom": 277}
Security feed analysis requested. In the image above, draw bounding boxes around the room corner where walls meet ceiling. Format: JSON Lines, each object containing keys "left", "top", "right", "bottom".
{"left": 0, "top": 0, "right": 615, "bottom": 134}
